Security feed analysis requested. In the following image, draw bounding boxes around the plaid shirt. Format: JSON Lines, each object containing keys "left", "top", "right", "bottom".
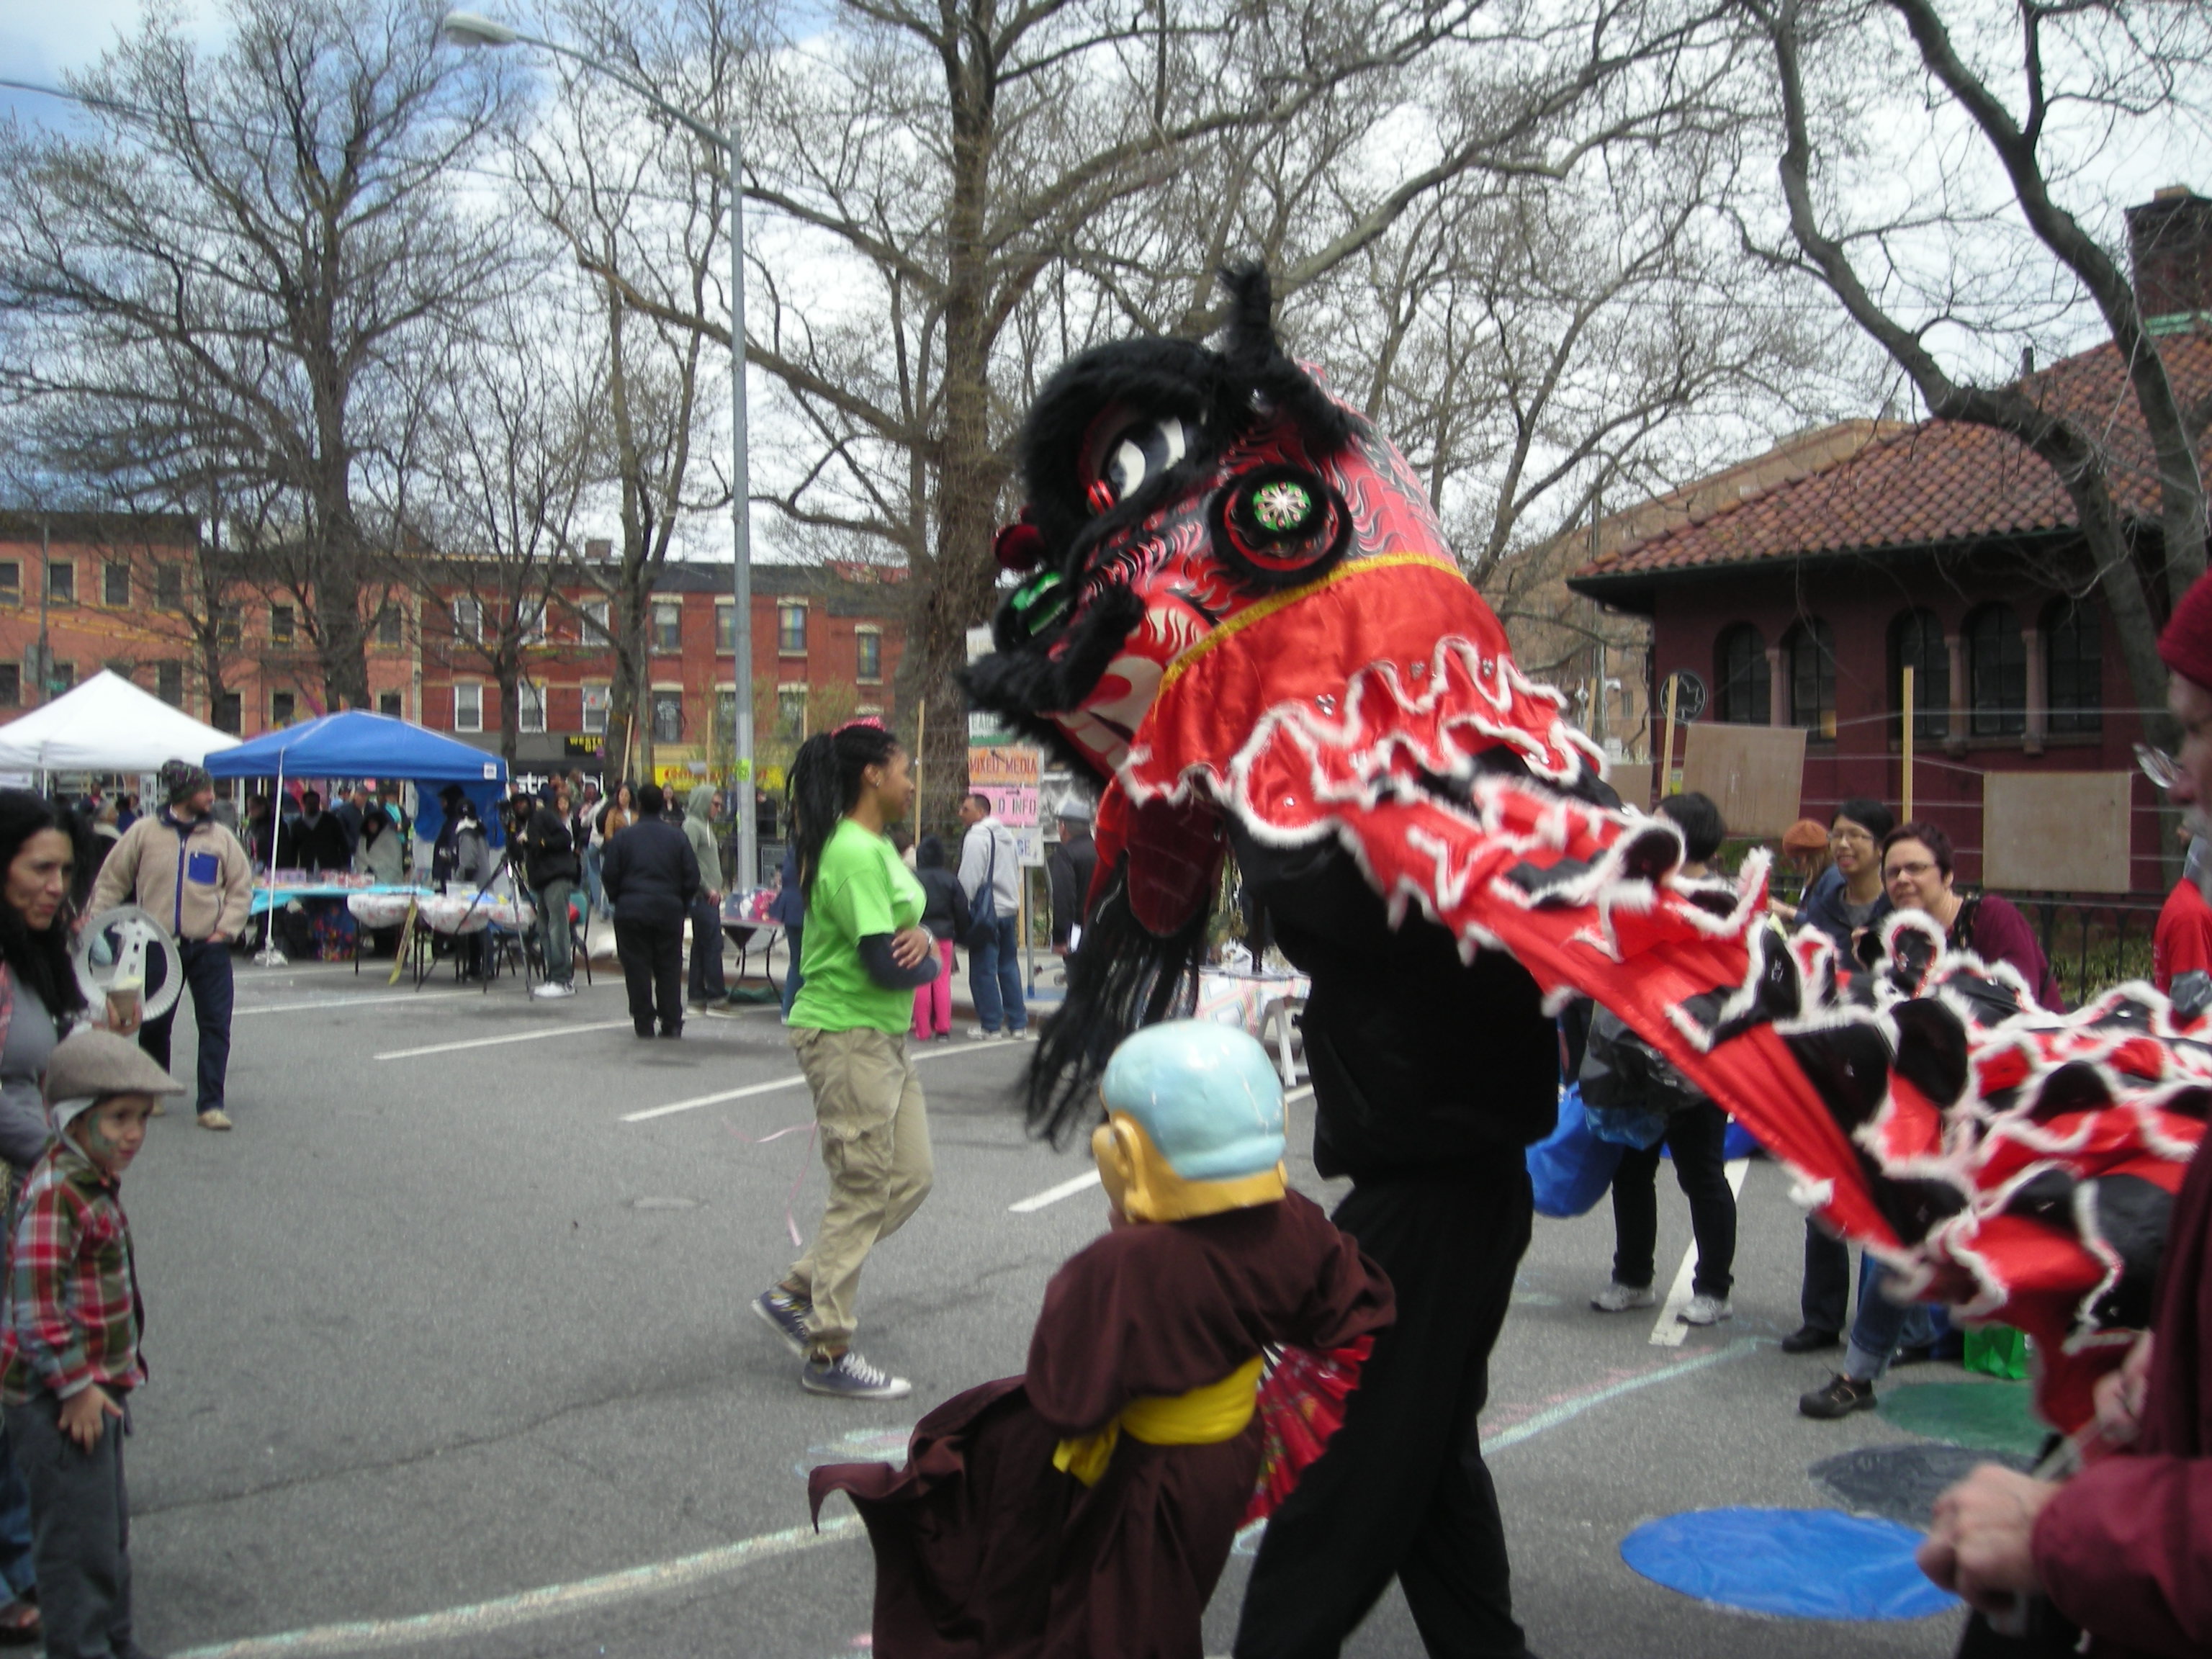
{"left": 0, "top": 1138, "right": 143, "bottom": 1404}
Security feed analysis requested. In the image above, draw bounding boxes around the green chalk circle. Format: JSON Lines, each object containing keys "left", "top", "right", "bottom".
{"left": 1877, "top": 1380, "right": 2047, "bottom": 1459}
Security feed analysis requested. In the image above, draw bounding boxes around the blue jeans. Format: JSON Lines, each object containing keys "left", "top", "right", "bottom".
{"left": 539, "top": 878, "right": 576, "bottom": 986}
{"left": 966, "top": 912, "right": 1027, "bottom": 1033}
{"left": 1843, "top": 1250, "right": 1944, "bottom": 1382}
{"left": 781, "top": 925, "right": 804, "bottom": 1020}
{"left": 0, "top": 1421, "right": 33, "bottom": 1599}
{"left": 583, "top": 843, "right": 606, "bottom": 916}
{"left": 140, "top": 937, "right": 234, "bottom": 1115}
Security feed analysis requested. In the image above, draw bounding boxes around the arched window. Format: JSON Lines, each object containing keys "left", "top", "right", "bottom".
{"left": 1714, "top": 624, "right": 1769, "bottom": 724}
{"left": 2045, "top": 595, "right": 2103, "bottom": 734}
{"left": 1966, "top": 604, "right": 2026, "bottom": 737}
{"left": 1888, "top": 608, "right": 1948, "bottom": 741}
{"left": 1786, "top": 618, "right": 1837, "bottom": 739}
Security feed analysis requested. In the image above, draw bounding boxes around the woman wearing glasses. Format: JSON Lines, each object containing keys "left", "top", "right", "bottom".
{"left": 1878, "top": 820, "right": 2063, "bottom": 1012}
{"left": 1794, "top": 798, "right": 1895, "bottom": 963}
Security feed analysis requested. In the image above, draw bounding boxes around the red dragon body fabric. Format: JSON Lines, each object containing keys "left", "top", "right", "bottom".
{"left": 963, "top": 267, "right": 2208, "bottom": 1436}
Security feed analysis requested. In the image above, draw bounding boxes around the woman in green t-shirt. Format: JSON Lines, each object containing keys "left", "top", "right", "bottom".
{"left": 752, "top": 721, "right": 940, "bottom": 1401}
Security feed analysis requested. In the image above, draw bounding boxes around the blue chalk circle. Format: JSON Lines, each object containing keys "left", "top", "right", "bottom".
{"left": 1620, "top": 1507, "right": 1961, "bottom": 1620}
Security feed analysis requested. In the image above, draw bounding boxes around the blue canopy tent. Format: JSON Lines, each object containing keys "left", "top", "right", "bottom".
{"left": 207, "top": 712, "right": 509, "bottom": 958}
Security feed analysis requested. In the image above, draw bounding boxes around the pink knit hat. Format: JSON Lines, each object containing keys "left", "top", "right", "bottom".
{"left": 2159, "top": 572, "right": 2212, "bottom": 692}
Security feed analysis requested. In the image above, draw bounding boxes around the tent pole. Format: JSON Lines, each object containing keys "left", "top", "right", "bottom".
{"left": 256, "top": 755, "right": 287, "bottom": 966}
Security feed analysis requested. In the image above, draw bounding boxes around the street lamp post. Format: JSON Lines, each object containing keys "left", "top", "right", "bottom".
{"left": 439, "top": 13, "right": 757, "bottom": 891}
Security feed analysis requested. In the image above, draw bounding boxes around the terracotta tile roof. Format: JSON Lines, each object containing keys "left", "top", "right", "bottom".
{"left": 1570, "top": 331, "right": 2212, "bottom": 593}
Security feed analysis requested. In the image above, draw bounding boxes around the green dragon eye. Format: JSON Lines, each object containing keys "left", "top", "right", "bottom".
{"left": 1010, "top": 569, "right": 1070, "bottom": 638}
{"left": 1249, "top": 480, "right": 1313, "bottom": 534}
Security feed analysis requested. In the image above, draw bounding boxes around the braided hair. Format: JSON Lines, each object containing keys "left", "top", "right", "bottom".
{"left": 788, "top": 724, "right": 903, "bottom": 904}
{"left": 0, "top": 791, "right": 90, "bottom": 1022}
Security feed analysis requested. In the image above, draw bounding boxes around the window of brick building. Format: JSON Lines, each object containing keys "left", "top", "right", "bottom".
{"left": 1966, "top": 604, "right": 2027, "bottom": 737}
{"left": 379, "top": 691, "right": 403, "bottom": 719}
{"left": 1714, "top": 624, "right": 1769, "bottom": 724}
{"left": 453, "top": 597, "right": 482, "bottom": 643}
{"left": 2045, "top": 596, "right": 2103, "bottom": 735}
{"left": 582, "top": 683, "right": 610, "bottom": 734}
{"left": 271, "top": 690, "right": 296, "bottom": 726}
{"left": 217, "top": 605, "right": 242, "bottom": 651}
{"left": 212, "top": 691, "right": 241, "bottom": 734}
{"left": 778, "top": 603, "right": 806, "bottom": 655}
{"left": 156, "top": 565, "right": 184, "bottom": 610}
{"left": 103, "top": 563, "right": 130, "bottom": 607}
{"left": 581, "top": 599, "right": 611, "bottom": 643}
{"left": 45, "top": 562, "right": 73, "bottom": 606}
{"left": 1888, "top": 608, "right": 1948, "bottom": 742}
{"left": 651, "top": 602, "right": 683, "bottom": 653}
{"left": 0, "top": 563, "right": 19, "bottom": 605}
{"left": 270, "top": 605, "right": 295, "bottom": 645}
{"left": 715, "top": 603, "right": 735, "bottom": 652}
{"left": 376, "top": 603, "right": 403, "bottom": 647}
{"left": 650, "top": 689, "right": 684, "bottom": 743}
{"left": 156, "top": 662, "right": 183, "bottom": 706}
{"left": 857, "top": 628, "right": 881, "bottom": 683}
{"left": 776, "top": 685, "right": 806, "bottom": 742}
{"left": 517, "top": 680, "right": 546, "bottom": 733}
{"left": 0, "top": 666, "right": 18, "bottom": 707}
{"left": 454, "top": 683, "right": 482, "bottom": 732}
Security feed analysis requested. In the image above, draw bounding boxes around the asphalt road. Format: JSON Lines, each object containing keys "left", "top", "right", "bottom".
{"left": 105, "top": 953, "right": 2000, "bottom": 1659}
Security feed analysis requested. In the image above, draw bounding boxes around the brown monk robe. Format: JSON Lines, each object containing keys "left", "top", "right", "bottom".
{"left": 808, "top": 1189, "right": 1393, "bottom": 1659}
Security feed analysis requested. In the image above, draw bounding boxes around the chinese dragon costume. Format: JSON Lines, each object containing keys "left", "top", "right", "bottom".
{"left": 962, "top": 264, "right": 2210, "bottom": 1452}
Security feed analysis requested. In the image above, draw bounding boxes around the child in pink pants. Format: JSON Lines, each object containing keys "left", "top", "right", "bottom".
{"left": 912, "top": 835, "right": 961, "bottom": 1041}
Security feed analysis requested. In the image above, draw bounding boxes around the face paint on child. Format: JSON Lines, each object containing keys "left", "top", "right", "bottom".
{"left": 71, "top": 1096, "right": 155, "bottom": 1176}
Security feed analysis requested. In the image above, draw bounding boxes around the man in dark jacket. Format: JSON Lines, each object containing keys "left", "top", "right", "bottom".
{"left": 1229, "top": 824, "right": 1555, "bottom": 1659}
{"left": 1046, "top": 801, "right": 1097, "bottom": 953}
{"left": 601, "top": 783, "right": 700, "bottom": 1038}
{"left": 522, "top": 786, "right": 583, "bottom": 998}
{"left": 275, "top": 790, "right": 351, "bottom": 873}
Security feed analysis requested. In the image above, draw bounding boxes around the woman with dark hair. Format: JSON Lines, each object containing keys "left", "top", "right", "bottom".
{"left": 751, "top": 723, "right": 937, "bottom": 1401}
{"left": 1796, "top": 796, "right": 1896, "bottom": 961}
{"left": 1881, "top": 819, "right": 2062, "bottom": 1010}
{"left": 0, "top": 791, "right": 104, "bottom": 1642}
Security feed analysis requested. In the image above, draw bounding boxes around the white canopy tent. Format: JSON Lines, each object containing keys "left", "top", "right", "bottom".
{"left": 0, "top": 670, "right": 240, "bottom": 776}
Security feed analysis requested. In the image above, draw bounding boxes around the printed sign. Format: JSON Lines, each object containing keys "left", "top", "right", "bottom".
{"left": 969, "top": 744, "right": 1044, "bottom": 866}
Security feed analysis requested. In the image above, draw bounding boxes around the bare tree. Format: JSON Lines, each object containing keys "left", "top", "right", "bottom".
{"left": 569, "top": 0, "right": 1753, "bottom": 824}
{"left": 508, "top": 0, "right": 755, "bottom": 781}
{"left": 0, "top": 0, "right": 517, "bottom": 711}
{"left": 421, "top": 297, "right": 603, "bottom": 766}
{"left": 1737, "top": 0, "right": 2212, "bottom": 745}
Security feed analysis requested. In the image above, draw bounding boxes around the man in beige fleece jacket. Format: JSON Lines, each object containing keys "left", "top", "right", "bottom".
{"left": 88, "top": 760, "right": 254, "bottom": 1130}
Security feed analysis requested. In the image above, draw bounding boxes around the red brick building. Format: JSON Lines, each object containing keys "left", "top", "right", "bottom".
{"left": 1570, "top": 300, "right": 2211, "bottom": 894}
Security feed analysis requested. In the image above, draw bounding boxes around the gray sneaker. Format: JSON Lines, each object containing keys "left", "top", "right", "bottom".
{"left": 1678, "top": 1292, "right": 1734, "bottom": 1326}
{"left": 1590, "top": 1281, "right": 1657, "bottom": 1313}
{"left": 801, "top": 1349, "right": 911, "bottom": 1400}
{"left": 752, "top": 1287, "right": 811, "bottom": 1354}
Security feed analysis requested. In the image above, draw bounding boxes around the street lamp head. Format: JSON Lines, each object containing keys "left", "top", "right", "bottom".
{"left": 439, "top": 12, "right": 518, "bottom": 47}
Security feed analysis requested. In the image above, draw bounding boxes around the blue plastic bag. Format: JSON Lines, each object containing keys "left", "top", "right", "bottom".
{"left": 1527, "top": 1084, "right": 1624, "bottom": 1218}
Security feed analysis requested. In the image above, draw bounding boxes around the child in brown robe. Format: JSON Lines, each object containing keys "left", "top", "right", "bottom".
{"left": 809, "top": 1019, "right": 1393, "bottom": 1659}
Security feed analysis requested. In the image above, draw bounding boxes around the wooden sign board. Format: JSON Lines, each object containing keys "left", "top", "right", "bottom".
{"left": 1678, "top": 724, "right": 1808, "bottom": 840}
{"left": 1982, "top": 772, "right": 2132, "bottom": 894}
{"left": 1606, "top": 762, "right": 1654, "bottom": 813}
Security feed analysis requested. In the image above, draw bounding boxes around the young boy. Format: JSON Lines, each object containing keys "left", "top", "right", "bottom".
{"left": 1, "top": 1028, "right": 180, "bottom": 1659}
{"left": 810, "top": 1020, "right": 1394, "bottom": 1659}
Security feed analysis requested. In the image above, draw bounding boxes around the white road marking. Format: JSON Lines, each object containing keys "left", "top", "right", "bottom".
{"left": 620, "top": 1037, "right": 1002, "bottom": 1123}
{"left": 374, "top": 1020, "right": 636, "bottom": 1061}
{"left": 1648, "top": 1156, "right": 1751, "bottom": 1346}
{"left": 1010, "top": 1169, "right": 1101, "bottom": 1213}
{"left": 237, "top": 991, "right": 477, "bottom": 1017}
{"left": 168, "top": 1516, "right": 864, "bottom": 1658}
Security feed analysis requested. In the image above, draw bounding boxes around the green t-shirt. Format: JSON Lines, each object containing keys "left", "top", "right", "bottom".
{"left": 791, "top": 819, "right": 927, "bottom": 1033}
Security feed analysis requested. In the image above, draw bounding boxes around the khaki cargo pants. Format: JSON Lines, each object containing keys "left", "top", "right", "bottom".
{"left": 784, "top": 1025, "right": 934, "bottom": 1355}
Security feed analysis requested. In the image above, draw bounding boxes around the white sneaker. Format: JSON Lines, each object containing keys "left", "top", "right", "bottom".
{"left": 531, "top": 982, "right": 575, "bottom": 999}
{"left": 966, "top": 1024, "right": 999, "bottom": 1040}
{"left": 1678, "top": 1293, "right": 1734, "bottom": 1326}
{"left": 1590, "top": 1282, "right": 1657, "bottom": 1313}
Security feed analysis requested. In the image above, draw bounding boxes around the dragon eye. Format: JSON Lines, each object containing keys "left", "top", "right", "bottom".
{"left": 1100, "top": 417, "right": 1190, "bottom": 505}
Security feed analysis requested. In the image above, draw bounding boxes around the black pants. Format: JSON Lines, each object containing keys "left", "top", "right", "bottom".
{"left": 5, "top": 1395, "right": 140, "bottom": 1659}
{"left": 1608, "top": 1100, "right": 1735, "bottom": 1298}
{"left": 138, "top": 937, "right": 233, "bottom": 1116}
{"left": 615, "top": 918, "right": 684, "bottom": 1035}
{"left": 688, "top": 896, "right": 726, "bottom": 1001}
{"left": 1801, "top": 1220, "right": 1852, "bottom": 1335}
{"left": 1236, "top": 1168, "right": 1533, "bottom": 1659}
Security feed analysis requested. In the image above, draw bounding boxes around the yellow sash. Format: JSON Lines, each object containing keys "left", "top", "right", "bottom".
{"left": 1051, "top": 1355, "right": 1265, "bottom": 1488}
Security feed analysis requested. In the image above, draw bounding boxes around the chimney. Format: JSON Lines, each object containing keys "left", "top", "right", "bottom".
{"left": 2126, "top": 186, "right": 2212, "bottom": 334}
